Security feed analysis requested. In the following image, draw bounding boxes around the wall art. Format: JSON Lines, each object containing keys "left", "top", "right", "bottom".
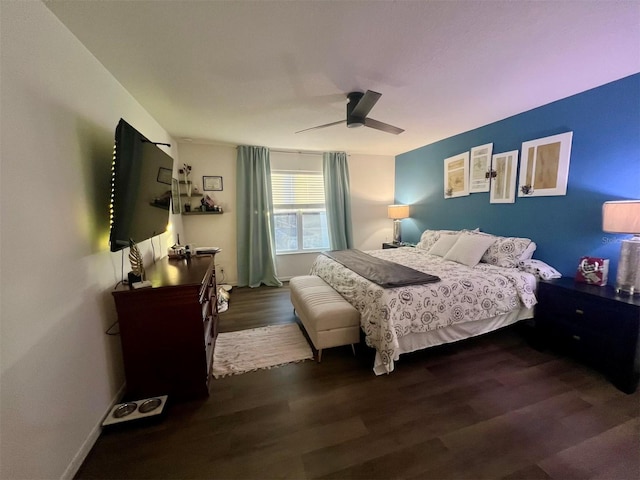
{"left": 518, "top": 131, "right": 573, "bottom": 197}
{"left": 443, "top": 152, "right": 470, "bottom": 198}
{"left": 157, "top": 167, "right": 172, "bottom": 185}
{"left": 203, "top": 175, "right": 223, "bottom": 191}
{"left": 490, "top": 150, "right": 519, "bottom": 204}
{"left": 171, "top": 178, "right": 181, "bottom": 214}
{"left": 469, "top": 143, "right": 493, "bottom": 193}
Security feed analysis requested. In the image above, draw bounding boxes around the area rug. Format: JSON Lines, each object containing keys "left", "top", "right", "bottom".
{"left": 212, "top": 323, "right": 313, "bottom": 378}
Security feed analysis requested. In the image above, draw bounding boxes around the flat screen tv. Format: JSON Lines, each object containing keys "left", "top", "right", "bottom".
{"left": 109, "top": 119, "right": 174, "bottom": 252}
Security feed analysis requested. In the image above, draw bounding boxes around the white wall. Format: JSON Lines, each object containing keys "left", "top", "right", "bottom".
{"left": 348, "top": 153, "right": 397, "bottom": 250}
{"left": 0, "top": 3, "right": 180, "bottom": 478}
{"left": 177, "top": 144, "right": 396, "bottom": 282}
{"left": 177, "top": 143, "right": 237, "bottom": 284}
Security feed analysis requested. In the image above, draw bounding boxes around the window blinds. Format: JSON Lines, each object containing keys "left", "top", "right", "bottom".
{"left": 271, "top": 170, "right": 325, "bottom": 209}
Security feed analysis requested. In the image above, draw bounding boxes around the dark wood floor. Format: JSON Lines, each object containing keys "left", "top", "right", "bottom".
{"left": 76, "top": 284, "right": 640, "bottom": 479}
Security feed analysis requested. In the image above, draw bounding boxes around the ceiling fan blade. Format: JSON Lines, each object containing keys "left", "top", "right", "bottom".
{"left": 364, "top": 118, "right": 405, "bottom": 135}
{"left": 350, "top": 90, "right": 382, "bottom": 118}
{"left": 295, "top": 119, "right": 345, "bottom": 134}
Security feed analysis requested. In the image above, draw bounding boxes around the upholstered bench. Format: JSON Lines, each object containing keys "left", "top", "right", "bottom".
{"left": 289, "top": 275, "right": 360, "bottom": 362}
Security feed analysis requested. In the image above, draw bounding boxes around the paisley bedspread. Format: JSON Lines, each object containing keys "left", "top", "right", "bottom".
{"left": 309, "top": 247, "right": 537, "bottom": 374}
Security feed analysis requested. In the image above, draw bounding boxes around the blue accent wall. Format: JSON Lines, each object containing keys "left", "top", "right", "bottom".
{"left": 395, "top": 74, "right": 640, "bottom": 280}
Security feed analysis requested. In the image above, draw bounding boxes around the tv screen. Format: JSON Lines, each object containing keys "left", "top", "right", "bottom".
{"left": 109, "top": 119, "right": 174, "bottom": 252}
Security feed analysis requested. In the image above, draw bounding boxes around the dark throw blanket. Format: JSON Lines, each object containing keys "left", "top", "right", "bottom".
{"left": 323, "top": 249, "right": 440, "bottom": 288}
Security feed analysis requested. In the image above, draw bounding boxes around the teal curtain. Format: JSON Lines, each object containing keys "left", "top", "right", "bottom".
{"left": 323, "top": 151, "right": 353, "bottom": 250}
{"left": 236, "top": 146, "right": 282, "bottom": 287}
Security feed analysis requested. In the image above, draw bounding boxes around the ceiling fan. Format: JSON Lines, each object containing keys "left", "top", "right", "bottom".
{"left": 296, "top": 90, "right": 404, "bottom": 135}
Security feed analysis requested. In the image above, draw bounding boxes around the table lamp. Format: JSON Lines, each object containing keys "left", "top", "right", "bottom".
{"left": 602, "top": 200, "right": 640, "bottom": 295}
{"left": 388, "top": 204, "right": 410, "bottom": 244}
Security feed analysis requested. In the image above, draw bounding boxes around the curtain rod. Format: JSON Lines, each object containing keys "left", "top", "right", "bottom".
{"left": 269, "top": 148, "right": 350, "bottom": 156}
{"left": 228, "top": 145, "right": 349, "bottom": 156}
{"left": 270, "top": 148, "right": 322, "bottom": 155}
{"left": 179, "top": 140, "right": 350, "bottom": 156}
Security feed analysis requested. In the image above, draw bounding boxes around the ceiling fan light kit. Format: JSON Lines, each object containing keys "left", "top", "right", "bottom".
{"left": 297, "top": 90, "right": 404, "bottom": 135}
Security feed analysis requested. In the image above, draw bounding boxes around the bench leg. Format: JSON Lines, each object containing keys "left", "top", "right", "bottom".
{"left": 317, "top": 349, "right": 322, "bottom": 363}
{"left": 351, "top": 344, "right": 356, "bottom": 357}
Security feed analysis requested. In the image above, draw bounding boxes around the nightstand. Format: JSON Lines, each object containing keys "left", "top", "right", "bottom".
{"left": 535, "top": 277, "right": 640, "bottom": 394}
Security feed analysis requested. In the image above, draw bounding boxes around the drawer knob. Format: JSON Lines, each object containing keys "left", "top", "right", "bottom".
{"left": 575, "top": 309, "right": 584, "bottom": 315}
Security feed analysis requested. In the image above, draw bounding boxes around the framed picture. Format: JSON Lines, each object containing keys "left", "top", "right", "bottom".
{"left": 171, "top": 178, "right": 181, "bottom": 214}
{"left": 157, "top": 167, "right": 172, "bottom": 185}
{"left": 518, "top": 131, "right": 573, "bottom": 197}
{"left": 469, "top": 143, "right": 493, "bottom": 193}
{"left": 203, "top": 175, "right": 223, "bottom": 191}
{"left": 490, "top": 150, "right": 519, "bottom": 204}
{"left": 443, "top": 152, "right": 470, "bottom": 198}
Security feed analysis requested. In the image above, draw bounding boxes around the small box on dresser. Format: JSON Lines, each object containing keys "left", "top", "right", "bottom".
{"left": 535, "top": 277, "right": 640, "bottom": 394}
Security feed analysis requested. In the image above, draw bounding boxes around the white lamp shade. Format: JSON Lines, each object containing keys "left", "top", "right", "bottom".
{"left": 602, "top": 200, "right": 640, "bottom": 234}
{"left": 388, "top": 204, "right": 410, "bottom": 219}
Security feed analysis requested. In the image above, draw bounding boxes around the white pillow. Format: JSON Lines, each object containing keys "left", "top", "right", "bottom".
{"left": 519, "top": 242, "right": 537, "bottom": 261}
{"left": 518, "top": 259, "right": 562, "bottom": 280}
{"left": 444, "top": 232, "right": 497, "bottom": 267}
{"left": 428, "top": 234, "right": 461, "bottom": 257}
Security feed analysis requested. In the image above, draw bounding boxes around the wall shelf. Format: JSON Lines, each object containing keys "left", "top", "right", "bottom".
{"left": 177, "top": 177, "right": 220, "bottom": 214}
{"left": 182, "top": 210, "right": 223, "bottom": 216}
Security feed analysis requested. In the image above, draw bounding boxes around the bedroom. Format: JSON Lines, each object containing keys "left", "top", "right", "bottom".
{"left": 1, "top": 1, "right": 639, "bottom": 479}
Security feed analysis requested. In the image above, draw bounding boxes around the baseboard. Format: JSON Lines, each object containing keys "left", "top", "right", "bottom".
{"left": 61, "top": 383, "right": 126, "bottom": 480}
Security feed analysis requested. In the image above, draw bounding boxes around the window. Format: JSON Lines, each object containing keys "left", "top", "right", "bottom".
{"left": 271, "top": 169, "right": 330, "bottom": 253}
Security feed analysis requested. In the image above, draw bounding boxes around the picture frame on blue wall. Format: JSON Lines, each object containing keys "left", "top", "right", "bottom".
{"left": 469, "top": 143, "right": 493, "bottom": 193}
{"left": 444, "top": 152, "right": 470, "bottom": 198}
{"left": 490, "top": 150, "right": 519, "bottom": 204}
{"left": 518, "top": 131, "right": 573, "bottom": 197}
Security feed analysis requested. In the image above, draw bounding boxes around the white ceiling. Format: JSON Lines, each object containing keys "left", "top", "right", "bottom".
{"left": 46, "top": 1, "right": 640, "bottom": 156}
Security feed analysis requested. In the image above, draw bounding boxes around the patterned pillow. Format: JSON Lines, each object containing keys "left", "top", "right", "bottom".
{"left": 416, "top": 229, "right": 458, "bottom": 251}
{"left": 519, "top": 259, "right": 562, "bottom": 280}
{"left": 481, "top": 236, "right": 533, "bottom": 268}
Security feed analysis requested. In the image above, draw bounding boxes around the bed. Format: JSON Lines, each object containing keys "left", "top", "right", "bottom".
{"left": 309, "top": 229, "right": 555, "bottom": 374}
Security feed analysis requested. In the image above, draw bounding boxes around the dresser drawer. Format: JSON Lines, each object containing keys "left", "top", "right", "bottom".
{"left": 202, "top": 299, "right": 210, "bottom": 319}
{"left": 546, "top": 314, "right": 612, "bottom": 363}
{"left": 535, "top": 278, "right": 640, "bottom": 393}
{"left": 538, "top": 285, "right": 613, "bottom": 329}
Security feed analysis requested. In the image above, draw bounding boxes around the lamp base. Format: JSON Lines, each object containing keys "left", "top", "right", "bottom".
{"left": 615, "top": 236, "right": 640, "bottom": 296}
{"left": 392, "top": 219, "right": 402, "bottom": 244}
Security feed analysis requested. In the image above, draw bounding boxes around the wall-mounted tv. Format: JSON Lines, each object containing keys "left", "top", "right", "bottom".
{"left": 109, "top": 118, "right": 174, "bottom": 252}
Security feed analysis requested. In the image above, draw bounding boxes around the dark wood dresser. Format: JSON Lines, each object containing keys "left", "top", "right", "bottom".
{"left": 535, "top": 277, "right": 640, "bottom": 393}
{"left": 112, "top": 254, "right": 218, "bottom": 401}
